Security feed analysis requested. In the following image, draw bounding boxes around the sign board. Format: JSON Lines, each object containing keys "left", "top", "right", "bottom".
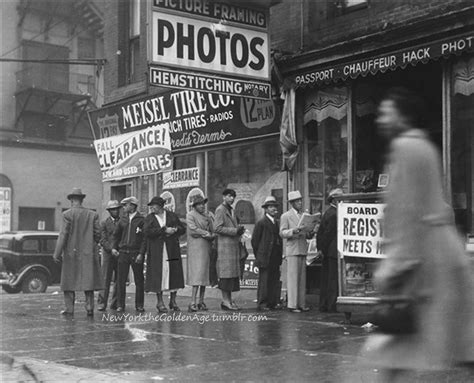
{"left": 163, "top": 167, "right": 200, "bottom": 190}
{"left": 151, "top": 0, "right": 271, "bottom": 99}
{"left": 93, "top": 123, "right": 172, "bottom": 182}
{"left": 240, "top": 256, "right": 259, "bottom": 289}
{"left": 294, "top": 33, "right": 474, "bottom": 87}
{"left": 337, "top": 203, "right": 385, "bottom": 259}
{"left": 88, "top": 90, "right": 279, "bottom": 152}
{"left": 0, "top": 187, "right": 11, "bottom": 233}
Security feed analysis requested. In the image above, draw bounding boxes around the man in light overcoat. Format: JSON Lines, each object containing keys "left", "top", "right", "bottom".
{"left": 280, "top": 190, "right": 313, "bottom": 313}
{"left": 53, "top": 188, "right": 104, "bottom": 316}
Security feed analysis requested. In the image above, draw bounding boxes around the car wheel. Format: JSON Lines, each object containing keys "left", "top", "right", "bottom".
{"left": 2, "top": 284, "right": 21, "bottom": 294}
{"left": 21, "top": 271, "right": 48, "bottom": 293}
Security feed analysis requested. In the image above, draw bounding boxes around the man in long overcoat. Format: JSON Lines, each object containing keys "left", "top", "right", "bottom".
{"left": 97, "top": 200, "right": 121, "bottom": 311}
{"left": 214, "top": 188, "right": 245, "bottom": 310}
{"left": 143, "top": 196, "right": 185, "bottom": 312}
{"left": 251, "top": 196, "right": 283, "bottom": 311}
{"left": 317, "top": 188, "right": 343, "bottom": 313}
{"left": 53, "top": 188, "right": 103, "bottom": 316}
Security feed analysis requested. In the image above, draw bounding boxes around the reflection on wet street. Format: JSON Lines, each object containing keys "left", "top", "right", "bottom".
{"left": 1, "top": 290, "right": 473, "bottom": 382}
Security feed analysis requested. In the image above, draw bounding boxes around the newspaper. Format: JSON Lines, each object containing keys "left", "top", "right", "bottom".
{"left": 297, "top": 212, "right": 321, "bottom": 234}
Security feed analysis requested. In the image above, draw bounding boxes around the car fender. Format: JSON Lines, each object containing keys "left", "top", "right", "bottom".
{"left": 9, "top": 265, "right": 52, "bottom": 287}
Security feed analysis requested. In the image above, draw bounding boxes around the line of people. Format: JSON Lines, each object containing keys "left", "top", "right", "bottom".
{"left": 53, "top": 186, "right": 339, "bottom": 316}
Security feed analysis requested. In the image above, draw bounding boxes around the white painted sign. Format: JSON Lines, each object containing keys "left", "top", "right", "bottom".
{"left": 163, "top": 167, "right": 200, "bottom": 189}
{"left": 0, "top": 187, "right": 11, "bottom": 233}
{"left": 337, "top": 203, "right": 386, "bottom": 259}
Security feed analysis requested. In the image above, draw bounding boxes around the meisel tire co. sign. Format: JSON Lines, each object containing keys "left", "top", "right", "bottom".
{"left": 150, "top": 0, "right": 271, "bottom": 99}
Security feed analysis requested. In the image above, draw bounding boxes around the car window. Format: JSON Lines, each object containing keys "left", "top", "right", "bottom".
{"left": 44, "top": 238, "right": 57, "bottom": 252}
{"left": 22, "top": 239, "right": 40, "bottom": 253}
{"left": 0, "top": 238, "right": 12, "bottom": 250}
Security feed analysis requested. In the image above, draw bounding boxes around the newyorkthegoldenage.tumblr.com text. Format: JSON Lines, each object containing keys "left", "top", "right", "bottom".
{"left": 102, "top": 312, "right": 268, "bottom": 324}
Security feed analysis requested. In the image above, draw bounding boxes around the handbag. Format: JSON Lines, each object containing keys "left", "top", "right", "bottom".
{"left": 370, "top": 260, "right": 421, "bottom": 335}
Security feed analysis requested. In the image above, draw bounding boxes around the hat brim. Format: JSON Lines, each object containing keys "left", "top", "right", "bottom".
{"left": 106, "top": 205, "right": 121, "bottom": 210}
{"left": 262, "top": 202, "right": 279, "bottom": 208}
{"left": 192, "top": 198, "right": 208, "bottom": 207}
{"left": 288, "top": 198, "right": 302, "bottom": 202}
{"left": 67, "top": 194, "right": 86, "bottom": 200}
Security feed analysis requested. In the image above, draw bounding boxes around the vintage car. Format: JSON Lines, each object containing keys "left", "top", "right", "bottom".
{"left": 0, "top": 231, "right": 61, "bottom": 293}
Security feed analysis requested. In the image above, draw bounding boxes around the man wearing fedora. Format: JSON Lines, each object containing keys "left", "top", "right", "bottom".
{"left": 97, "top": 200, "right": 121, "bottom": 311}
{"left": 112, "top": 196, "right": 146, "bottom": 313}
{"left": 53, "top": 188, "right": 104, "bottom": 316}
{"left": 251, "top": 196, "right": 283, "bottom": 311}
{"left": 143, "top": 196, "right": 185, "bottom": 312}
{"left": 317, "top": 188, "right": 343, "bottom": 313}
{"left": 280, "top": 190, "right": 313, "bottom": 313}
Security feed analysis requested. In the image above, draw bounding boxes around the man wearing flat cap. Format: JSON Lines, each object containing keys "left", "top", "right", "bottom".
{"left": 317, "top": 188, "right": 343, "bottom": 312}
{"left": 53, "top": 188, "right": 103, "bottom": 316}
{"left": 143, "top": 196, "right": 185, "bottom": 312}
{"left": 280, "top": 190, "right": 313, "bottom": 313}
{"left": 251, "top": 196, "right": 283, "bottom": 311}
{"left": 214, "top": 188, "right": 246, "bottom": 310}
{"left": 97, "top": 200, "right": 121, "bottom": 311}
{"left": 112, "top": 196, "right": 146, "bottom": 312}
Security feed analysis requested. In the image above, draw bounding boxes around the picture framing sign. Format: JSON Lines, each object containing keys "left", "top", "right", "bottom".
{"left": 337, "top": 202, "right": 386, "bottom": 259}
{"left": 151, "top": 0, "right": 271, "bottom": 99}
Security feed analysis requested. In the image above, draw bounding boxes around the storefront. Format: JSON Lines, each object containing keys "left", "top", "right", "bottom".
{"left": 280, "top": 30, "right": 474, "bottom": 314}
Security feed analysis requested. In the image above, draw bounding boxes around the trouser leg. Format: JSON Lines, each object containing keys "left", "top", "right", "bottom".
{"left": 267, "top": 264, "right": 280, "bottom": 307}
{"left": 319, "top": 256, "right": 329, "bottom": 311}
{"left": 116, "top": 256, "right": 131, "bottom": 309}
{"left": 297, "top": 256, "right": 307, "bottom": 309}
{"left": 131, "top": 261, "right": 144, "bottom": 308}
{"left": 84, "top": 290, "right": 94, "bottom": 311}
{"left": 257, "top": 267, "right": 269, "bottom": 307}
{"left": 287, "top": 256, "right": 298, "bottom": 309}
{"left": 64, "top": 291, "right": 75, "bottom": 313}
{"left": 99, "top": 253, "right": 115, "bottom": 307}
{"left": 327, "top": 257, "right": 339, "bottom": 312}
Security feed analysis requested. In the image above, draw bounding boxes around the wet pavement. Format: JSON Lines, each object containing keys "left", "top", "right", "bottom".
{"left": 1, "top": 287, "right": 473, "bottom": 382}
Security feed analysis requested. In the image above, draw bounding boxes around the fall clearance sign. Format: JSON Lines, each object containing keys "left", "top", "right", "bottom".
{"left": 94, "top": 123, "right": 172, "bottom": 182}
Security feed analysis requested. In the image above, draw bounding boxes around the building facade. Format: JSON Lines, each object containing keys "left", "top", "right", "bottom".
{"left": 0, "top": 0, "right": 105, "bottom": 232}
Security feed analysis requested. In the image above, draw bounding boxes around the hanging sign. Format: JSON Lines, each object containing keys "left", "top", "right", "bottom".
{"left": 93, "top": 123, "right": 172, "bottom": 182}
{"left": 163, "top": 167, "right": 200, "bottom": 189}
{"left": 337, "top": 203, "right": 386, "bottom": 259}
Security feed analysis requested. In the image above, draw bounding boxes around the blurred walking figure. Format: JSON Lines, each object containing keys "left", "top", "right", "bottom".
{"left": 317, "top": 188, "right": 343, "bottom": 313}
{"left": 186, "top": 195, "right": 216, "bottom": 312}
{"left": 143, "top": 196, "right": 185, "bottom": 313}
{"left": 112, "top": 197, "right": 145, "bottom": 313}
{"left": 280, "top": 191, "right": 313, "bottom": 313}
{"left": 53, "top": 188, "right": 103, "bottom": 316}
{"left": 361, "top": 87, "right": 474, "bottom": 381}
{"left": 97, "top": 200, "right": 121, "bottom": 311}
{"left": 214, "top": 188, "right": 246, "bottom": 311}
{"left": 251, "top": 196, "right": 283, "bottom": 311}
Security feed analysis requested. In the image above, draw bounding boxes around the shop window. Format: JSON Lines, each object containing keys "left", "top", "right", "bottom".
{"left": 304, "top": 86, "right": 349, "bottom": 213}
{"left": 451, "top": 55, "right": 474, "bottom": 236}
{"left": 118, "top": 0, "right": 141, "bottom": 85}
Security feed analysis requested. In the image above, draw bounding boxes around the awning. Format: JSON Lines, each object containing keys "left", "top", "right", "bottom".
{"left": 291, "top": 32, "right": 473, "bottom": 89}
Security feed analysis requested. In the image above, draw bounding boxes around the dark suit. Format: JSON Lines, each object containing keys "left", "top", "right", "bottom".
{"left": 113, "top": 212, "right": 145, "bottom": 310}
{"left": 98, "top": 216, "right": 119, "bottom": 309}
{"left": 316, "top": 205, "right": 338, "bottom": 312}
{"left": 251, "top": 215, "right": 283, "bottom": 309}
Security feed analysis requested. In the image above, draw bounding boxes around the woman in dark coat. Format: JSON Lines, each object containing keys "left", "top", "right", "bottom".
{"left": 143, "top": 196, "right": 185, "bottom": 312}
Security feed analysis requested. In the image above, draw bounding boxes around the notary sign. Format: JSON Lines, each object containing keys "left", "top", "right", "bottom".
{"left": 93, "top": 123, "right": 172, "bottom": 182}
{"left": 151, "top": 0, "right": 270, "bottom": 99}
{"left": 163, "top": 167, "right": 200, "bottom": 189}
{"left": 337, "top": 203, "right": 386, "bottom": 259}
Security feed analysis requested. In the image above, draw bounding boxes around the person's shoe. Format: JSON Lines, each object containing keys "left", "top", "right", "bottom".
{"left": 271, "top": 303, "right": 283, "bottom": 310}
{"left": 299, "top": 307, "right": 310, "bottom": 312}
{"left": 257, "top": 305, "right": 271, "bottom": 311}
{"left": 188, "top": 303, "right": 198, "bottom": 312}
{"left": 221, "top": 302, "right": 237, "bottom": 311}
{"left": 289, "top": 308, "right": 301, "bottom": 313}
{"left": 86, "top": 310, "right": 94, "bottom": 317}
{"left": 60, "top": 310, "right": 73, "bottom": 316}
{"left": 230, "top": 300, "right": 240, "bottom": 310}
{"left": 110, "top": 304, "right": 117, "bottom": 311}
{"left": 197, "top": 302, "right": 208, "bottom": 311}
{"left": 169, "top": 302, "right": 180, "bottom": 311}
{"left": 97, "top": 305, "right": 106, "bottom": 312}
{"left": 157, "top": 305, "right": 168, "bottom": 313}
{"left": 136, "top": 307, "right": 145, "bottom": 313}
{"left": 116, "top": 307, "right": 124, "bottom": 313}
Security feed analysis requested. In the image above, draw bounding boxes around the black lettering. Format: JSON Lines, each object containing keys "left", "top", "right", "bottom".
{"left": 231, "top": 33, "right": 248, "bottom": 68}
{"left": 197, "top": 27, "right": 215, "bottom": 63}
{"left": 177, "top": 22, "right": 194, "bottom": 59}
{"left": 249, "top": 37, "right": 264, "bottom": 70}
{"left": 216, "top": 31, "right": 230, "bottom": 65}
{"left": 343, "top": 218, "right": 349, "bottom": 235}
{"left": 157, "top": 19, "right": 175, "bottom": 55}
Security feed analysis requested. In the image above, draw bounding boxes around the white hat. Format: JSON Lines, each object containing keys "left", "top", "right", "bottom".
{"left": 120, "top": 196, "right": 139, "bottom": 206}
{"left": 261, "top": 196, "right": 279, "bottom": 208}
{"left": 328, "top": 188, "right": 343, "bottom": 202}
{"left": 288, "top": 190, "right": 302, "bottom": 202}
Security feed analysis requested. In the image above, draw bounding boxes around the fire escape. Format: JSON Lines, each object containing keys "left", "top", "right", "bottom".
{"left": 14, "top": 0, "right": 104, "bottom": 144}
